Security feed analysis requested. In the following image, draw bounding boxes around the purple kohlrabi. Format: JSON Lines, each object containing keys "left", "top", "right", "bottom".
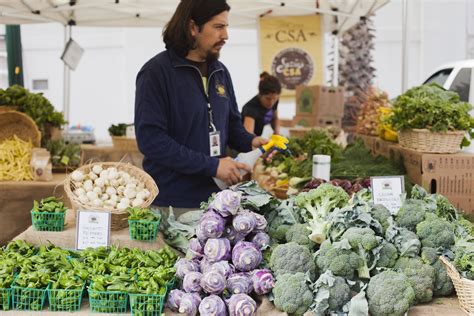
{"left": 199, "top": 295, "right": 227, "bottom": 316}
{"left": 251, "top": 269, "right": 274, "bottom": 295}
{"left": 167, "top": 289, "right": 185, "bottom": 312}
{"left": 183, "top": 271, "right": 203, "bottom": 293}
{"left": 199, "top": 211, "right": 226, "bottom": 239}
{"left": 209, "top": 190, "right": 242, "bottom": 217}
{"left": 200, "top": 257, "right": 212, "bottom": 274}
{"left": 175, "top": 258, "right": 200, "bottom": 279}
{"left": 200, "top": 271, "right": 226, "bottom": 295}
{"left": 179, "top": 292, "right": 202, "bottom": 316}
{"left": 232, "top": 211, "right": 257, "bottom": 236}
{"left": 226, "top": 273, "right": 253, "bottom": 295}
{"left": 209, "top": 261, "right": 235, "bottom": 278}
{"left": 250, "top": 232, "right": 270, "bottom": 250}
{"left": 186, "top": 238, "right": 204, "bottom": 260}
{"left": 254, "top": 213, "right": 267, "bottom": 231}
{"left": 204, "top": 238, "right": 231, "bottom": 263}
{"left": 223, "top": 226, "right": 246, "bottom": 246}
{"left": 227, "top": 294, "right": 257, "bottom": 316}
{"left": 232, "top": 241, "right": 262, "bottom": 272}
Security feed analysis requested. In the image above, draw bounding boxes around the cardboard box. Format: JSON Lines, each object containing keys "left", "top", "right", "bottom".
{"left": 293, "top": 114, "right": 342, "bottom": 128}
{"left": 279, "top": 119, "right": 294, "bottom": 128}
{"left": 295, "top": 85, "right": 345, "bottom": 117}
{"left": 398, "top": 147, "right": 474, "bottom": 214}
{"left": 374, "top": 138, "right": 399, "bottom": 159}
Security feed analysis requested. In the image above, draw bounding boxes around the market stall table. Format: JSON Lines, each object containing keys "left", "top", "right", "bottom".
{"left": 80, "top": 144, "right": 143, "bottom": 168}
{"left": 0, "top": 296, "right": 464, "bottom": 315}
{"left": 0, "top": 173, "right": 68, "bottom": 246}
{"left": 13, "top": 208, "right": 168, "bottom": 251}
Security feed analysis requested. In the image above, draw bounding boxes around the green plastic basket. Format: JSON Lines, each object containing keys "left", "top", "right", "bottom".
{"left": 88, "top": 283, "right": 129, "bottom": 313}
{"left": 129, "top": 292, "right": 166, "bottom": 316}
{"left": 31, "top": 211, "right": 65, "bottom": 232}
{"left": 11, "top": 284, "right": 49, "bottom": 311}
{"left": 128, "top": 220, "right": 160, "bottom": 241}
{"left": 48, "top": 282, "right": 85, "bottom": 312}
{"left": 0, "top": 288, "right": 11, "bottom": 311}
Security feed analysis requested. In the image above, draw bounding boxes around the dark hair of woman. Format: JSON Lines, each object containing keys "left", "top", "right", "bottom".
{"left": 258, "top": 72, "right": 282, "bottom": 95}
{"left": 163, "top": 0, "right": 231, "bottom": 57}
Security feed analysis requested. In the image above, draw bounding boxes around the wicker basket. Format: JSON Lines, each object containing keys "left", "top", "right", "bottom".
{"left": 398, "top": 128, "right": 465, "bottom": 153}
{"left": 0, "top": 110, "right": 41, "bottom": 147}
{"left": 111, "top": 136, "right": 139, "bottom": 151}
{"left": 439, "top": 256, "right": 474, "bottom": 314}
{"left": 64, "top": 162, "right": 158, "bottom": 230}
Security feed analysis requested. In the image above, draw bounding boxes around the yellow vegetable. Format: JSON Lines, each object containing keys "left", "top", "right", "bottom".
{"left": 0, "top": 136, "right": 33, "bottom": 181}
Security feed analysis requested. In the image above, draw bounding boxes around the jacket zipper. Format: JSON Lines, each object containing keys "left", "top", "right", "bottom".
{"left": 175, "top": 64, "right": 223, "bottom": 99}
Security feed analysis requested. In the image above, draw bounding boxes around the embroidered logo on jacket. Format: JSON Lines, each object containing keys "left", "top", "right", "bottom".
{"left": 216, "top": 84, "right": 227, "bottom": 97}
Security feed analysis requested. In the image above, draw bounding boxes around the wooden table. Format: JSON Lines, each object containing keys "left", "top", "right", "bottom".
{"left": 0, "top": 173, "right": 68, "bottom": 246}
{"left": 80, "top": 144, "right": 143, "bottom": 168}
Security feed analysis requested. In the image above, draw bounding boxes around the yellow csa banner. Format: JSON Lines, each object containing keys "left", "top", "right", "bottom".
{"left": 259, "top": 15, "right": 324, "bottom": 97}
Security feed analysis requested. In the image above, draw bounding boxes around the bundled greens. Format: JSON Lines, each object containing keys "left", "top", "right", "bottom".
{"left": 108, "top": 123, "right": 132, "bottom": 137}
{"left": 44, "top": 139, "right": 81, "bottom": 168}
{"left": 32, "top": 197, "right": 67, "bottom": 213}
{"left": 388, "top": 83, "right": 474, "bottom": 146}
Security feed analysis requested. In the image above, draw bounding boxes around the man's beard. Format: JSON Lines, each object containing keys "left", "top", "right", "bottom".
{"left": 205, "top": 51, "right": 220, "bottom": 63}
{"left": 205, "top": 41, "right": 225, "bottom": 63}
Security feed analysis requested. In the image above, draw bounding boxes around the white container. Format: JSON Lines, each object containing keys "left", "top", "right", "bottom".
{"left": 312, "top": 155, "right": 331, "bottom": 181}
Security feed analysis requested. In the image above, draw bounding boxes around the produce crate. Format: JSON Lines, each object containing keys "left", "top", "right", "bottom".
{"left": 128, "top": 219, "right": 161, "bottom": 241}
{"left": 88, "top": 283, "right": 129, "bottom": 313}
{"left": 31, "top": 211, "right": 65, "bottom": 232}
{"left": 129, "top": 292, "right": 166, "bottom": 316}
{"left": 11, "top": 284, "right": 49, "bottom": 311}
{"left": 48, "top": 282, "right": 85, "bottom": 312}
{"left": 0, "top": 288, "right": 11, "bottom": 310}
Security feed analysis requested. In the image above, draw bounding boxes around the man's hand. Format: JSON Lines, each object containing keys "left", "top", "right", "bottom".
{"left": 252, "top": 136, "right": 268, "bottom": 149}
{"left": 216, "top": 157, "right": 251, "bottom": 185}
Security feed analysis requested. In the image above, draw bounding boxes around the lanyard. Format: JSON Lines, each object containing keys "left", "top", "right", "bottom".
{"left": 207, "top": 103, "right": 217, "bottom": 132}
{"left": 202, "top": 77, "right": 216, "bottom": 132}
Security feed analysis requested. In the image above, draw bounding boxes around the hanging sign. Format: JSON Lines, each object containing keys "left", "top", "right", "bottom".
{"left": 259, "top": 15, "right": 324, "bottom": 97}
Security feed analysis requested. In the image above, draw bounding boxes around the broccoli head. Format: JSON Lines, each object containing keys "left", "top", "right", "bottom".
{"left": 455, "top": 216, "right": 474, "bottom": 238}
{"left": 273, "top": 272, "right": 314, "bottom": 316}
{"left": 341, "top": 227, "right": 380, "bottom": 278}
{"left": 394, "top": 256, "right": 436, "bottom": 303}
{"left": 267, "top": 216, "right": 292, "bottom": 242}
{"left": 416, "top": 213, "right": 455, "bottom": 249}
{"left": 310, "top": 271, "right": 351, "bottom": 314}
{"left": 395, "top": 199, "right": 430, "bottom": 231}
{"left": 369, "top": 204, "right": 392, "bottom": 234}
{"left": 316, "top": 239, "right": 362, "bottom": 280}
{"left": 270, "top": 242, "right": 316, "bottom": 278}
{"left": 285, "top": 223, "right": 316, "bottom": 249}
{"left": 376, "top": 241, "right": 398, "bottom": 269}
{"left": 367, "top": 270, "right": 415, "bottom": 316}
{"left": 295, "top": 184, "right": 349, "bottom": 244}
{"left": 421, "top": 247, "right": 454, "bottom": 296}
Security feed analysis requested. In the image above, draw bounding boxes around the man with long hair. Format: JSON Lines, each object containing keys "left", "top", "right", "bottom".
{"left": 135, "top": 0, "right": 266, "bottom": 211}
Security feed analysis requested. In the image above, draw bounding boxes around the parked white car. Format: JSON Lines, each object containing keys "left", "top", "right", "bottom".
{"left": 423, "top": 60, "right": 474, "bottom": 152}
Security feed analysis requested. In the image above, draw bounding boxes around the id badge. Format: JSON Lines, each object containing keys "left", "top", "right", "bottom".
{"left": 209, "top": 131, "right": 221, "bottom": 157}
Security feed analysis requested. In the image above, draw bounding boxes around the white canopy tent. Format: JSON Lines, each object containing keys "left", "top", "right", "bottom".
{"left": 0, "top": 0, "right": 389, "bottom": 122}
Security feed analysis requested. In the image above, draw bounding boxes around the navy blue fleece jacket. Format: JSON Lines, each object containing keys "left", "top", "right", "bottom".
{"left": 135, "top": 49, "right": 254, "bottom": 208}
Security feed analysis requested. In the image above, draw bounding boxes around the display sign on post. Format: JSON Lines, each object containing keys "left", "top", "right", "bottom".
{"left": 259, "top": 15, "right": 324, "bottom": 98}
{"left": 76, "top": 210, "right": 111, "bottom": 250}
{"left": 371, "top": 176, "right": 405, "bottom": 214}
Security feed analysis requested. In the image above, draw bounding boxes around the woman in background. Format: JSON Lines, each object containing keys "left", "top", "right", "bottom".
{"left": 241, "top": 72, "right": 282, "bottom": 136}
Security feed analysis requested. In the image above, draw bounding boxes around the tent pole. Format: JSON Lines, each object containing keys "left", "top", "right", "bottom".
{"left": 332, "top": 33, "right": 339, "bottom": 87}
{"left": 63, "top": 25, "right": 71, "bottom": 127}
{"left": 401, "top": 0, "right": 409, "bottom": 93}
